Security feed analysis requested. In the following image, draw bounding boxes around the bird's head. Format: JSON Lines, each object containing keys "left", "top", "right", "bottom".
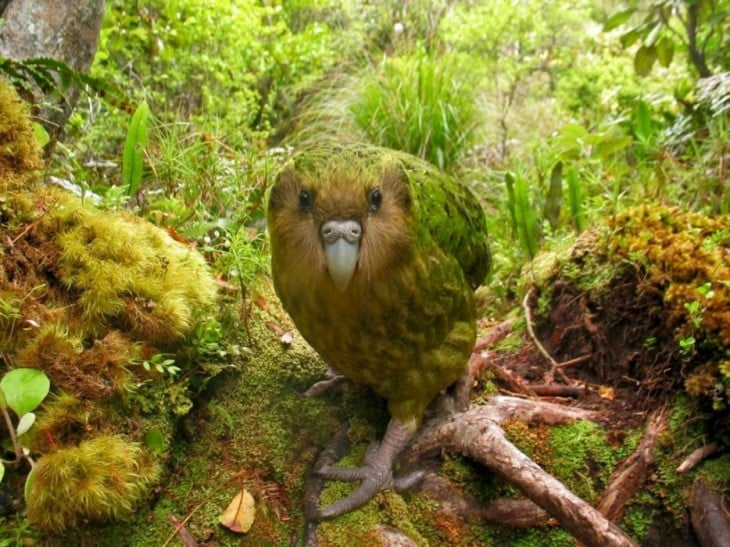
{"left": 268, "top": 148, "right": 415, "bottom": 292}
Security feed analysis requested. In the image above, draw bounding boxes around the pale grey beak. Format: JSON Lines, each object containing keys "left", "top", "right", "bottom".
{"left": 321, "top": 220, "right": 362, "bottom": 291}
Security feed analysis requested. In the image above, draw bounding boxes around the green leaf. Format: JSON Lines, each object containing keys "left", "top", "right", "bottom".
{"left": 566, "top": 166, "right": 585, "bottom": 232}
{"left": 543, "top": 161, "right": 563, "bottom": 231}
{"left": 0, "top": 462, "right": 4, "bottom": 484}
{"left": 604, "top": 8, "right": 635, "bottom": 31}
{"left": 16, "top": 412, "right": 36, "bottom": 436}
{"left": 633, "top": 100, "right": 653, "bottom": 142}
{"left": 594, "top": 135, "right": 634, "bottom": 157}
{"left": 122, "top": 100, "right": 151, "bottom": 196}
{"left": 0, "top": 369, "right": 50, "bottom": 417}
{"left": 513, "top": 174, "right": 540, "bottom": 260}
{"left": 144, "top": 427, "right": 165, "bottom": 455}
{"left": 643, "top": 22, "right": 663, "bottom": 47}
{"left": 620, "top": 26, "right": 643, "bottom": 48}
{"left": 656, "top": 36, "right": 674, "bottom": 67}
{"left": 32, "top": 122, "right": 50, "bottom": 148}
{"left": 24, "top": 466, "right": 35, "bottom": 500}
{"left": 634, "top": 45, "right": 657, "bottom": 76}
{"left": 504, "top": 172, "right": 518, "bottom": 233}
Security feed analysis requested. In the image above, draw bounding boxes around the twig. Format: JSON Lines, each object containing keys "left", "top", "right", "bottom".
{"left": 166, "top": 514, "right": 198, "bottom": 547}
{"left": 677, "top": 442, "right": 720, "bottom": 474}
{"left": 530, "top": 384, "right": 585, "bottom": 398}
{"left": 555, "top": 353, "right": 592, "bottom": 368}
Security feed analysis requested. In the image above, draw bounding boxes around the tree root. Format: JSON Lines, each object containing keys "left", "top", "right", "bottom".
{"left": 689, "top": 479, "right": 730, "bottom": 547}
{"left": 303, "top": 320, "right": 656, "bottom": 545}
{"left": 303, "top": 424, "right": 351, "bottom": 546}
{"left": 408, "top": 397, "right": 637, "bottom": 547}
{"left": 596, "top": 407, "right": 667, "bottom": 521}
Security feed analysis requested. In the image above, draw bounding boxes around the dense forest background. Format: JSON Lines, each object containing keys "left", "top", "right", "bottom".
{"left": 0, "top": 0, "right": 729, "bottom": 545}
{"left": 44, "top": 0, "right": 730, "bottom": 299}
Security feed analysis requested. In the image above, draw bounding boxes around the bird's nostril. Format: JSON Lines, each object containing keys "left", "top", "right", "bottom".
{"left": 321, "top": 220, "right": 362, "bottom": 244}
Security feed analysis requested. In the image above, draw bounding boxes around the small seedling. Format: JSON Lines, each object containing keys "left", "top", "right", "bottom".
{"left": 0, "top": 368, "right": 51, "bottom": 483}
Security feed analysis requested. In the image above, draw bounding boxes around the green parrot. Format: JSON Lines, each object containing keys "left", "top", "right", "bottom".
{"left": 267, "top": 143, "right": 490, "bottom": 519}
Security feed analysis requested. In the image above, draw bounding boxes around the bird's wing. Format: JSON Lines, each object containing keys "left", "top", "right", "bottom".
{"left": 398, "top": 152, "right": 491, "bottom": 288}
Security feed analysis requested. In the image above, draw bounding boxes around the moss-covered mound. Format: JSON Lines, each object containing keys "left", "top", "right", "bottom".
{"left": 0, "top": 77, "right": 44, "bottom": 190}
{"left": 0, "top": 79, "right": 220, "bottom": 534}
{"left": 537, "top": 204, "right": 729, "bottom": 428}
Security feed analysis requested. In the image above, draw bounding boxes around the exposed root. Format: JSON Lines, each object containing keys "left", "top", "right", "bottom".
{"left": 416, "top": 472, "right": 551, "bottom": 528}
{"left": 689, "top": 479, "right": 730, "bottom": 547}
{"left": 481, "top": 497, "right": 550, "bottom": 528}
{"left": 303, "top": 423, "right": 350, "bottom": 546}
{"left": 408, "top": 398, "right": 637, "bottom": 547}
{"left": 596, "top": 407, "right": 667, "bottom": 521}
{"left": 523, "top": 286, "right": 570, "bottom": 384}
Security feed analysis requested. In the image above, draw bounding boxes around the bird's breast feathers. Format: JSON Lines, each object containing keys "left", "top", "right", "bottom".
{"left": 267, "top": 144, "right": 488, "bottom": 413}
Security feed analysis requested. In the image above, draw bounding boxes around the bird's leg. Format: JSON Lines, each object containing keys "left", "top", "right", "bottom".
{"left": 314, "top": 418, "right": 423, "bottom": 520}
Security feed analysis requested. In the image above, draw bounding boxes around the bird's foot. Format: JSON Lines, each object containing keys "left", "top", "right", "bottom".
{"left": 312, "top": 418, "right": 422, "bottom": 520}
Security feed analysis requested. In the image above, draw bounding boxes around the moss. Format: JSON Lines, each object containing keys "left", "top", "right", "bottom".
{"left": 536, "top": 204, "right": 730, "bottom": 423}
{"left": 546, "top": 421, "right": 627, "bottom": 502}
{"left": 488, "top": 524, "right": 574, "bottom": 546}
{"left": 26, "top": 435, "right": 161, "bottom": 533}
{"left": 0, "top": 91, "right": 222, "bottom": 534}
{"left": 0, "top": 79, "right": 44, "bottom": 190}
{"left": 699, "top": 453, "right": 730, "bottom": 488}
{"left": 619, "top": 495, "right": 657, "bottom": 542}
{"left": 36, "top": 194, "right": 217, "bottom": 344}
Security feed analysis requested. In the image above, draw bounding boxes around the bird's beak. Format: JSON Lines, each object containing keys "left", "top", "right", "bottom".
{"left": 321, "top": 220, "right": 362, "bottom": 291}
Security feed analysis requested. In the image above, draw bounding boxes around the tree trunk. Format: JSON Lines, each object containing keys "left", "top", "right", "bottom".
{"left": 0, "top": 0, "right": 105, "bottom": 142}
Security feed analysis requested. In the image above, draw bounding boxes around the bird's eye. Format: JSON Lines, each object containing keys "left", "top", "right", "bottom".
{"left": 367, "top": 187, "right": 382, "bottom": 212}
{"left": 298, "top": 189, "right": 314, "bottom": 212}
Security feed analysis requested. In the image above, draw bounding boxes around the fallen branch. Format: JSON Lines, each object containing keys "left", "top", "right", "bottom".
{"left": 165, "top": 514, "right": 198, "bottom": 547}
{"left": 409, "top": 399, "right": 637, "bottom": 547}
{"left": 473, "top": 319, "right": 514, "bottom": 352}
{"left": 483, "top": 356, "right": 537, "bottom": 397}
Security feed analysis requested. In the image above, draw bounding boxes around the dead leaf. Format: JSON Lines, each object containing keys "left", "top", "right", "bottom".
{"left": 598, "top": 385, "right": 615, "bottom": 401}
{"left": 166, "top": 226, "right": 192, "bottom": 245}
{"left": 219, "top": 489, "right": 255, "bottom": 534}
{"left": 265, "top": 320, "right": 285, "bottom": 336}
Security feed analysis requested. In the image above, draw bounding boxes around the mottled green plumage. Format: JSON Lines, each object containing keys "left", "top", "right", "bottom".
{"left": 268, "top": 143, "right": 489, "bottom": 427}
{"left": 268, "top": 143, "right": 490, "bottom": 518}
